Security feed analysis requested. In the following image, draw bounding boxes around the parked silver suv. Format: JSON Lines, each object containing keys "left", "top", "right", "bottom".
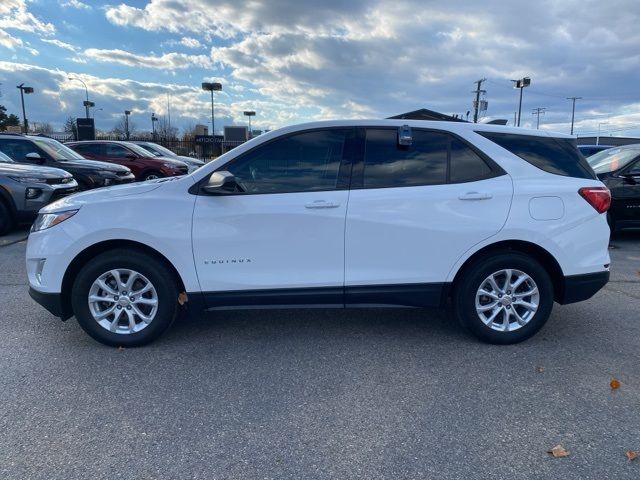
{"left": 0, "top": 150, "right": 78, "bottom": 235}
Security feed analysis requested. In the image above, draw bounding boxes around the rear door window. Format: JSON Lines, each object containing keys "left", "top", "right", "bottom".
{"left": 478, "top": 131, "right": 596, "bottom": 179}
{"left": 363, "top": 129, "right": 448, "bottom": 188}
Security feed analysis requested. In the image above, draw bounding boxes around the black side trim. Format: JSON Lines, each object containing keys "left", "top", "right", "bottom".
{"left": 201, "top": 283, "right": 450, "bottom": 311}
{"left": 345, "top": 283, "right": 447, "bottom": 308}
{"left": 203, "top": 287, "right": 344, "bottom": 310}
{"left": 558, "top": 271, "right": 609, "bottom": 305}
{"left": 28, "top": 287, "right": 72, "bottom": 320}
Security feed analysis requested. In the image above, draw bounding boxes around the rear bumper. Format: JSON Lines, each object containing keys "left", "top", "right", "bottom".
{"left": 558, "top": 271, "right": 609, "bottom": 305}
{"left": 29, "top": 287, "right": 71, "bottom": 320}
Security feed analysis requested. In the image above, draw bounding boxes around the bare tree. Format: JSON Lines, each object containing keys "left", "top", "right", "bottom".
{"left": 64, "top": 116, "right": 78, "bottom": 140}
{"left": 182, "top": 121, "right": 197, "bottom": 140}
{"left": 31, "top": 122, "right": 53, "bottom": 135}
{"left": 155, "top": 115, "right": 178, "bottom": 140}
{"left": 113, "top": 115, "right": 137, "bottom": 139}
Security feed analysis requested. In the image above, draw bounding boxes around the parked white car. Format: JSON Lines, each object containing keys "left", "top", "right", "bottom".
{"left": 26, "top": 120, "right": 611, "bottom": 346}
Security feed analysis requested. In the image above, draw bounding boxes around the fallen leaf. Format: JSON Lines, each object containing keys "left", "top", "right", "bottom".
{"left": 610, "top": 378, "right": 621, "bottom": 390}
{"left": 178, "top": 292, "right": 188, "bottom": 305}
{"left": 117, "top": 346, "right": 125, "bottom": 352}
{"left": 547, "top": 445, "right": 569, "bottom": 458}
{"left": 626, "top": 450, "right": 638, "bottom": 461}
{"left": 536, "top": 366, "right": 544, "bottom": 373}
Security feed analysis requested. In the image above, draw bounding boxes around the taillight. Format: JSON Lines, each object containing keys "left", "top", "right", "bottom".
{"left": 578, "top": 187, "right": 611, "bottom": 214}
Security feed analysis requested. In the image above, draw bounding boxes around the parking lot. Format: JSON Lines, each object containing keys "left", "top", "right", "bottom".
{"left": 0, "top": 228, "right": 638, "bottom": 479}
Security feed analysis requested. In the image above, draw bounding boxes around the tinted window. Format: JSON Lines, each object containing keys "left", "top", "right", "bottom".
{"left": 105, "top": 144, "right": 130, "bottom": 157}
{"left": 628, "top": 161, "right": 640, "bottom": 175}
{"left": 224, "top": 129, "right": 347, "bottom": 194}
{"left": 450, "top": 138, "right": 492, "bottom": 183}
{"left": 363, "top": 129, "right": 447, "bottom": 188}
{"left": 72, "top": 143, "right": 102, "bottom": 155}
{"left": 32, "top": 138, "right": 85, "bottom": 161}
{"left": 478, "top": 132, "right": 596, "bottom": 179}
{"left": 0, "top": 140, "right": 41, "bottom": 161}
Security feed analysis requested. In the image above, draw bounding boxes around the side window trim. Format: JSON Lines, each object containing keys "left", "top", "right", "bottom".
{"left": 350, "top": 127, "right": 505, "bottom": 190}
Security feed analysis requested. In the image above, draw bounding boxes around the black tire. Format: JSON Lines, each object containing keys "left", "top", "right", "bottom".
{"left": 0, "top": 200, "right": 14, "bottom": 236}
{"left": 453, "top": 252, "right": 554, "bottom": 344}
{"left": 71, "top": 249, "right": 180, "bottom": 347}
{"left": 141, "top": 171, "right": 164, "bottom": 181}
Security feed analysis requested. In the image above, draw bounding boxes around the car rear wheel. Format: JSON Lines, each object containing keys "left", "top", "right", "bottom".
{"left": 453, "top": 252, "right": 554, "bottom": 344}
{"left": 71, "top": 249, "right": 180, "bottom": 347}
{"left": 142, "top": 171, "right": 163, "bottom": 181}
{"left": 0, "top": 201, "right": 14, "bottom": 236}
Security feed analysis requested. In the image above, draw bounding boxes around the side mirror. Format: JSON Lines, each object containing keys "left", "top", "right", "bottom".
{"left": 621, "top": 173, "right": 638, "bottom": 185}
{"left": 25, "top": 152, "right": 45, "bottom": 164}
{"left": 202, "top": 171, "right": 239, "bottom": 194}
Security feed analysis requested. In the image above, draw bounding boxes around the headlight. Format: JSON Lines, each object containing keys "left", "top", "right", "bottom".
{"left": 31, "top": 209, "right": 79, "bottom": 232}
{"left": 9, "top": 175, "right": 48, "bottom": 184}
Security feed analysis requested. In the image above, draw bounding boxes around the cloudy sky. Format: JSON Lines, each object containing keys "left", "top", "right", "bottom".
{"left": 0, "top": 0, "right": 639, "bottom": 137}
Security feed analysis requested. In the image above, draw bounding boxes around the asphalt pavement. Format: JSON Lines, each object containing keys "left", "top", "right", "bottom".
{"left": 0, "top": 228, "right": 639, "bottom": 479}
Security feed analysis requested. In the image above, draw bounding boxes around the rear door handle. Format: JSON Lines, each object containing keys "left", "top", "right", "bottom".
{"left": 458, "top": 191, "right": 493, "bottom": 201}
{"left": 305, "top": 200, "right": 341, "bottom": 209}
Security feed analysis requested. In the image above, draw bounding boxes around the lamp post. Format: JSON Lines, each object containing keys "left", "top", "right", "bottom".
{"left": 68, "top": 76, "right": 93, "bottom": 118}
{"left": 201, "top": 82, "right": 222, "bottom": 135}
{"left": 596, "top": 122, "right": 608, "bottom": 146}
{"left": 124, "top": 110, "right": 131, "bottom": 140}
{"left": 16, "top": 83, "right": 34, "bottom": 134}
{"left": 511, "top": 77, "right": 531, "bottom": 127}
{"left": 243, "top": 110, "right": 256, "bottom": 139}
{"left": 151, "top": 113, "right": 158, "bottom": 140}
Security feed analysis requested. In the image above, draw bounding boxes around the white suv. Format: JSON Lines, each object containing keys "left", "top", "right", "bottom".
{"left": 26, "top": 120, "right": 611, "bottom": 347}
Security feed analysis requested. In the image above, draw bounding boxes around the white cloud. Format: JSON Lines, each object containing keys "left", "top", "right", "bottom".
{"left": 0, "top": 0, "right": 55, "bottom": 36}
{"left": 60, "top": 0, "right": 91, "bottom": 9}
{"left": 41, "top": 38, "right": 78, "bottom": 52}
{"left": 84, "top": 48, "right": 212, "bottom": 70}
{"left": 180, "top": 37, "right": 201, "bottom": 49}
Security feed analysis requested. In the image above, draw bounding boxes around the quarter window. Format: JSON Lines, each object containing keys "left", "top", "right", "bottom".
{"left": 449, "top": 138, "right": 492, "bottom": 183}
{"left": 224, "top": 129, "right": 348, "bottom": 194}
{"left": 363, "top": 129, "right": 448, "bottom": 188}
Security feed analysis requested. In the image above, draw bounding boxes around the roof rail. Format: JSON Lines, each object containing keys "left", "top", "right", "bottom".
{"left": 0, "top": 132, "right": 25, "bottom": 137}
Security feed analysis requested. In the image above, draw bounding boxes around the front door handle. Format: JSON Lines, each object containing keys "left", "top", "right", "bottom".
{"left": 458, "top": 191, "right": 493, "bottom": 201}
{"left": 305, "top": 200, "right": 341, "bottom": 209}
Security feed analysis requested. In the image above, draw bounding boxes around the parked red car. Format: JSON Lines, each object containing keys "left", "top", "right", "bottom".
{"left": 67, "top": 141, "right": 188, "bottom": 181}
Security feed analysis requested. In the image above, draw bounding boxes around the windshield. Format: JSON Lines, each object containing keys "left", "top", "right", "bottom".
{"left": 587, "top": 147, "right": 640, "bottom": 174}
{"left": 32, "top": 137, "right": 86, "bottom": 161}
{"left": 122, "top": 142, "right": 161, "bottom": 157}
{"left": 0, "top": 151, "right": 14, "bottom": 163}
{"left": 146, "top": 143, "right": 176, "bottom": 157}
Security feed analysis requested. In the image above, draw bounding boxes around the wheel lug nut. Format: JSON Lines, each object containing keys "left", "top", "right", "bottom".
{"left": 130, "top": 297, "right": 135, "bottom": 302}
{"left": 114, "top": 296, "right": 119, "bottom": 300}
{"left": 122, "top": 291, "right": 127, "bottom": 296}
{"left": 498, "top": 294, "right": 502, "bottom": 298}
{"left": 117, "top": 305, "right": 122, "bottom": 309}
{"left": 126, "top": 305, "right": 132, "bottom": 310}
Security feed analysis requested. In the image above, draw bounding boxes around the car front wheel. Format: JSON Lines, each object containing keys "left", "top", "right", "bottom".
{"left": 453, "top": 252, "right": 554, "bottom": 344}
{"left": 142, "top": 171, "right": 163, "bottom": 181}
{"left": 71, "top": 249, "right": 180, "bottom": 347}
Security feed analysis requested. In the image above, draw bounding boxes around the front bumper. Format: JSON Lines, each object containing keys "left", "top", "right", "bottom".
{"left": 28, "top": 287, "right": 71, "bottom": 320}
{"left": 558, "top": 270, "right": 610, "bottom": 304}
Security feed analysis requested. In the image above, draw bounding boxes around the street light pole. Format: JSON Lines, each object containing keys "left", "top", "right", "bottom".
{"left": 243, "top": 110, "right": 256, "bottom": 139}
{"left": 151, "top": 113, "right": 158, "bottom": 140}
{"left": 124, "top": 110, "right": 131, "bottom": 140}
{"left": 16, "top": 83, "right": 34, "bottom": 133}
{"left": 68, "top": 76, "right": 92, "bottom": 118}
{"left": 566, "top": 96, "right": 582, "bottom": 135}
{"left": 511, "top": 77, "right": 531, "bottom": 127}
{"left": 596, "top": 122, "right": 608, "bottom": 146}
{"left": 201, "top": 82, "right": 222, "bottom": 135}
